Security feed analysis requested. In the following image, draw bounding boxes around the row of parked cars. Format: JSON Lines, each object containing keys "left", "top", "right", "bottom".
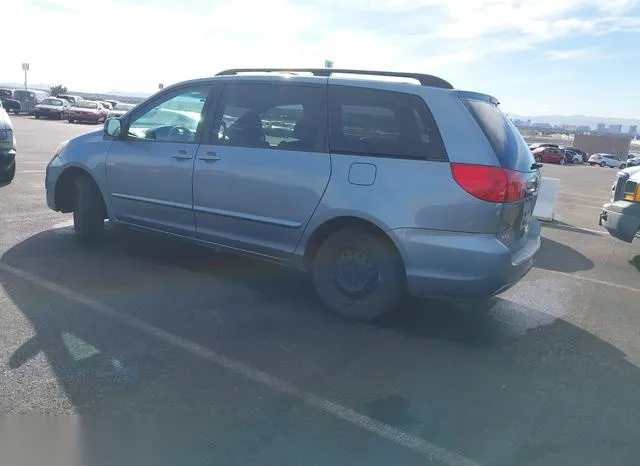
{"left": 0, "top": 88, "right": 135, "bottom": 123}
{"left": 528, "top": 142, "right": 639, "bottom": 168}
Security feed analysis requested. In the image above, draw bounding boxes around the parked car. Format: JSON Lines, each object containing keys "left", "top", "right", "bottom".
{"left": 11, "top": 89, "right": 49, "bottom": 114}
{"left": 68, "top": 100, "right": 108, "bottom": 124}
{"left": 57, "top": 94, "right": 82, "bottom": 105}
{"left": 562, "top": 146, "right": 588, "bottom": 162}
{"left": 626, "top": 155, "right": 640, "bottom": 167}
{"left": 107, "top": 102, "right": 136, "bottom": 118}
{"left": 533, "top": 146, "right": 565, "bottom": 164}
{"left": 529, "top": 142, "right": 559, "bottom": 151}
{"left": 0, "top": 88, "right": 13, "bottom": 106}
{"left": 0, "top": 106, "right": 16, "bottom": 183}
{"left": 100, "top": 101, "right": 113, "bottom": 111}
{"left": 0, "top": 89, "right": 20, "bottom": 113}
{"left": 588, "top": 153, "right": 627, "bottom": 168}
{"left": 563, "top": 149, "right": 583, "bottom": 164}
{"left": 34, "top": 97, "right": 71, "bottom": 120}
{"left": 103, "top": 99, "right": 119, "bottom": 108}
{"left": 46, "top": 68, "right": 541, "bottom": 320}
{"left": 600, "top": 166, "right": 640, "bottom": 243}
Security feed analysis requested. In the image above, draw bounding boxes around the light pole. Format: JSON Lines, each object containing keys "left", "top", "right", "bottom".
{"left": 22, "top": 63, "right": 29, "bottom": 91}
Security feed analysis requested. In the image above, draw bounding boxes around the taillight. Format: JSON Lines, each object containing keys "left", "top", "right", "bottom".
{"left": 450, "top": 163, "right": 528, "bottom": 203}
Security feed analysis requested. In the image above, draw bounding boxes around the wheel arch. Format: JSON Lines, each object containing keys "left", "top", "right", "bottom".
{"left": 302, "top": 215, "right": 405, "bottom": 273}
{"left": 54, "top": 166, "right": 107, "bottom": 217}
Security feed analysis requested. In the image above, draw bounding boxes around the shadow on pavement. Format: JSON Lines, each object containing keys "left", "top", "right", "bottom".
{"left": 2, "top": 227, "right": 640, "bottom": 465}
{"left": 534, "top": 237, "right": 594, "bottom": 273}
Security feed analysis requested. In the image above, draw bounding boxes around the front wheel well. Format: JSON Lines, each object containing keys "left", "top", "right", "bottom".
{"left": 303, "top": 216, "right": 405, "bottom": 271}
{"left": 54, "top": 168, "right": 106, "bottom": 217}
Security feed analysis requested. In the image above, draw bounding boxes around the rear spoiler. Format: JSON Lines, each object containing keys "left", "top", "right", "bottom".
{"left": 457, "top": 90, "right": 500, "bottom": 106}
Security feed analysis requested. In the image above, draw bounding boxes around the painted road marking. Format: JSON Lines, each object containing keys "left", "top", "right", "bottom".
{"left": 545, "top": 268, "right": 640, "bottom": 294}
{"left": 0, "top": 261, "right": 478, "bottom": 466}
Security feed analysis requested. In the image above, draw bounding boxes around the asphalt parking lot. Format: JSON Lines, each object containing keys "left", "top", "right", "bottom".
{"left": 2, "top": 116, "right": 640, "bottom": 466}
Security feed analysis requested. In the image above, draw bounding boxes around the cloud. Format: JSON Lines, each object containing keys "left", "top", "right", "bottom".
{"left": 540, "top": 47, "right": 600, "bottom": 60}
{"left": 4, "top": 0, "right": 640, "bottom": 92}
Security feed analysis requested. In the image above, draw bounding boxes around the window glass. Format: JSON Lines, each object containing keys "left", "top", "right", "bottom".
{"left": 128, "top": 86, "right": 210, "bottom": 143}
{"left": 42, "top": 99, "right": 62, "bottom": 106}
{"left": 329, "top": 86, "right": 446, "bottom": 160}
{"left": 213, "top": 83, "right": 325, "bottom": 152}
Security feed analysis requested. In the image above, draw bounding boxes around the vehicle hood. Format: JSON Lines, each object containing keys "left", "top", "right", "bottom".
{"left": 36, "top": 104, "right": 64, "bottom": 110}
{"left": 70, "top": 107, "right": 98, "bottom": 113}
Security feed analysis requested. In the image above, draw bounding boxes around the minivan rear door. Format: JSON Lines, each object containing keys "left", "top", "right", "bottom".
{"left": 462, "top": 94, "right": 540, "bottom": 250}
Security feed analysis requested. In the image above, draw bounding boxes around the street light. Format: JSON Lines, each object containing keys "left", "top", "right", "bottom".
{"left": 22, "top": 63, "right": 29, "bottom": 91}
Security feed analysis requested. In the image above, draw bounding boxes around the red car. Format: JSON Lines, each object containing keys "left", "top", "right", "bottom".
{"left": 532, "top": 146, "right": 565, "bottom": 164}
{"left": 68, "top": 100, "right": 108, "bottom": 124}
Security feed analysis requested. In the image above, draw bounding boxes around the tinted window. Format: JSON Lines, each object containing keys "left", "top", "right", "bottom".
{"left": 465, "top": 99, "right": 535, "bottom": 172}
{"left": 42, "top": 99, "right": 63, "bottom": 106}
{"left": 329, "top": 86, "right": 446, "bottom": 161}
{"left": 212, "top": 83, "right": 325, "bottom": 152}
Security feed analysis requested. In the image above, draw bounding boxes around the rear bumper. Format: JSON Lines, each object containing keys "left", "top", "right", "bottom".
{"left": 0, "top": 148, "right": 16, "bottom": 171}
{"left": 600, "top": 202, "right": 640, "bottom": 243}
{"left": 389, "top": 220, "right": 541, "bottom": 299}
{"left": 70, "top": 113, "right": 100, "bottom": 121}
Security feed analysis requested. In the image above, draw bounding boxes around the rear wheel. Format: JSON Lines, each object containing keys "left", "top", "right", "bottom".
{"left": 73, "top": 175, "right": 105, "bottom": 246}
{"left": 68, "top": 119, "right": 74, "bottom": 123}
{"left": 590, "top": 162, "right": 595, "bottom": 166}
{"left": 35, "top": 115, "right": 40, "bottom": 119}
{"left": 0, "top": 163, "right": 15, "bottom": 183}
{"left": 620, "top": 164, "right": 627, "bottom": 169}
{"left": 311, "top": 228, "right": 404, "bottom": 320}
{"left": 600, "top": 162, "right": 606, "bottom": 167}
{"left": 535, "top": 156, "right": 542, "bottom": 163}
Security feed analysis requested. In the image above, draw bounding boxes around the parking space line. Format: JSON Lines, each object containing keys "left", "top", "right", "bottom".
{"left": 544, "top": 268, "right": 640, "bottom": 294}
{"left": 18, "top": 170, "right": 46, "bottom": 174}
{"left": 542, "top": 223, "right": 608, "bottom": 236}
{"left": 0, "top": 261, "right": 478, "bottom": 466}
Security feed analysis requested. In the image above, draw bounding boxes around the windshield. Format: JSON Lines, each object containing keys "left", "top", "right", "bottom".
{"left": 0, "top": 89, "right": 11, "bottom": 97}
{"left": 41, "top": 99, "right": 63, "bottom": 106}
{"left": 75, "top": 101, "right": 98, "bottom": 109}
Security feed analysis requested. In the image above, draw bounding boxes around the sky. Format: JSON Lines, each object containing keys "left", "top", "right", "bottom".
{"left": 3, "top": 0, "right": 640, "bottom": 118}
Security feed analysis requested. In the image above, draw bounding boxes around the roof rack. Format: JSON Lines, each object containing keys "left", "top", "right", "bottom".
{"left": 215, "top": 68, "right": 453, "bottom": 89}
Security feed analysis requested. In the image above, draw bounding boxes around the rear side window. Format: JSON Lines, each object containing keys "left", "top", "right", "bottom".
{"left": 329, "top": 86, "right": 447, "bottom": 161}
{"left": 465, "top": 99, "right": 535, "bottom": 172}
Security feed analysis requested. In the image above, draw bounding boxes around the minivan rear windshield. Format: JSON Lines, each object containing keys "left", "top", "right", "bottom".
{"left": 464, "top": 99, "right": 535, "bottom": 172}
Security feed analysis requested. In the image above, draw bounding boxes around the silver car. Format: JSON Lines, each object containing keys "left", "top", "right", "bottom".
{"left": 589, "top": 153, "right": 628, "bottom": 168}
{"left": 0, "top": 101, "right": 16, "bottom": 183}
{"left": 45, "top": 68, "right": 541, "bottom": 320}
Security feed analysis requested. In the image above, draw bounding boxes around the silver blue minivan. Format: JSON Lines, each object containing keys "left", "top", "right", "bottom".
{"left": 46, "top": 68, "right": 541, "bottom": 319}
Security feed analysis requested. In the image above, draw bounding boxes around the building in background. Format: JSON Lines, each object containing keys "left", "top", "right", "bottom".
{"left": 577, "top": 125, "right": 591, "bottom": 133}
{"left": 573, "top": 133, "right": 631, "bottom": 158}
{"left": 597, "top": 123, "right": 607, "bottom": 132}
{"left": 629, "top": 125, "right": 638, "bottom": 136}
{"left": 608, "top": 124, "right": 622, "bottom": 134}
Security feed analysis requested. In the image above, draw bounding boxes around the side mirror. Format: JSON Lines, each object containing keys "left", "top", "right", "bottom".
{"left": 104, "top": 118, "right": 122, "bottom": 138}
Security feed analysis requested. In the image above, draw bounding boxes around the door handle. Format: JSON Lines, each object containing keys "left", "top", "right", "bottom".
{"left": 172, "top": 150, "right": 192, "bottom": 160}
{"left": 198, "top": 151, "right": 221, "bottom": 162}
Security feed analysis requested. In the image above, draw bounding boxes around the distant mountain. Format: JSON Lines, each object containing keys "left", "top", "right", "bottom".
{"left": 508, "top": 113, "right": 640, "bottom": 130}
{"left": 104, "top": 90, "right": 153, "bottom": 98}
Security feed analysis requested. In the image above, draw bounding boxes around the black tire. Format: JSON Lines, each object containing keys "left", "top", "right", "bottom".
{"left": 0, "top": 163, "right": 15, "bottom": 183}
{"left": 35, "top": 115, "right": 40, "bottom": 119}
{"left": 535, "top": 156, "right": 542, "bottom": 163}
{"left": 311, "top": 228, "right": 404, "bottom": 320}
{"left": 589, "top": 163, "right": 595, "bottom": 166}
{"left": 620, "top": 164, "right": 626, "bottom": 169}
{"left": 73, "top": 175, "right": 105, "bottom": 246}
{"left": 68, "top": 119, "right": 74, "bottom": 123}
{"left": 600, "top": 162, "right": 606, "bottom": 167}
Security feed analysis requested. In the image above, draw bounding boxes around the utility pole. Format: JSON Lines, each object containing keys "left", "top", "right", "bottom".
{"left": 22, "top": 63, "right": 29, "bottom": 91}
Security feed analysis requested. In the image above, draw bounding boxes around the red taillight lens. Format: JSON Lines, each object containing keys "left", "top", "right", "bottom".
{"left": 450, "top": 163, "right": 527, "bottom": 203}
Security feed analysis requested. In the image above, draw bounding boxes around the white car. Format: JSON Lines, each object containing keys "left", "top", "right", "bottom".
{"left": 627, "top": 155, "right": 640, "bottom": 167}
{"left": 588, "top": 153, "right": 627, "bottom": 168}
{"left": 0, "top": 100, "right": 16, "bottom": 183}
{"left": 563, "top": 149, "right": 583, "bottom": 164}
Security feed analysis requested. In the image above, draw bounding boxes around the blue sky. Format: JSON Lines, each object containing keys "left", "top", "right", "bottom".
{"left": 5, "top": 0, "right": 640, "bottom": 118}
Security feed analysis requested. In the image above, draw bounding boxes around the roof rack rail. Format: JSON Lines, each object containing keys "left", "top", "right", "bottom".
{"left": 215, "top": 68, "right": 453, "bottom": 89}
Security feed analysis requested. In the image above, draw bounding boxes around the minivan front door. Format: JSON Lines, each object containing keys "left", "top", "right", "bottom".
{"left": 106, "top": 84, "right": 213, "bottom": 236}
{"left": 193, "top": 82, "right": 330, "bottom": 259}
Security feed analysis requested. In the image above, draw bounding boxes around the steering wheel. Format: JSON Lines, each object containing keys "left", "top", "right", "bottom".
{"left": 168, "top": 126, "right": 191, "bottom": 141}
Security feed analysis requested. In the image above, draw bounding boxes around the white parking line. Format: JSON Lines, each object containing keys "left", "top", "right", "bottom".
{"left": 0, "top": 261, "right": 478, "bottom": 466}
{"left": 545, "top": 268, "right": 640, "bottom": 294}
{"left": 18, "top": 170, "right": 46, "bottom": 174}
